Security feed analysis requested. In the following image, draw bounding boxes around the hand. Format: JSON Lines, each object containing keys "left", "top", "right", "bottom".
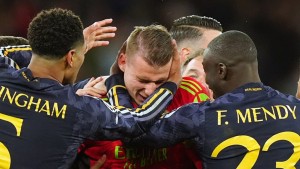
{"left": 168, "top": 39, "right": 182, "bottom": 87}
{"left": 94, "top": 76, "right": 109, "bottom": 91}
{"left": 90, "top": 154, "right": 106, "bottom": 169}
{"left": 83, "top": 19, "right": 117, "bottom": 54}
{"left": 76, "top": 77, "right": 107, "bottom": 98}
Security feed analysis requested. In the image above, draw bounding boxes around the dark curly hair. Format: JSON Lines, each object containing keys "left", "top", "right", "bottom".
{"left": 27, "top": 8, "right": 84, "bottom": 59}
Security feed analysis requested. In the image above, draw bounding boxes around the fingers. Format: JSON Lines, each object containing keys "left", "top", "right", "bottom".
{"left": 87, "top": 77, "right": 95, "bottom": 83}
{"left": 91, "top": 27, "right": 117, "bottom": 44}
{"left": 90, "top": 154, "right": 106, "bottom": 169}
{"left": 83, "top": 19, "right": 114, "bottom": 35}
{"left": 76, "top": 89, "right": 88, "bottom": 97}
{"left": 87, "top": 22, "right": 117, "bottom": 39}
{"left": 93, "top": 19, "right": 113, "bottom": 27}
{"left": 94, "top": 26, "right": 117, "bottom": 35}
{"left": 88, "top": 41, "right": 109, "bottom": 49}
{"left": 94, "top": 76, "right": 109, "bottom": 91}
{"left": 95, "top": 33, "right": 116, "bottom": 41}
{"left": 77, "top": 76, "right": 108, "bottom": 98}
{"left": 84, "top": 77, "right": 102, "bottom": 88}
{"left": 84, "top": 19, "right": 117, "bottom": 53}
{"left": 76, "top": 88, "right": 103, "bottom": 98}
{"left": 86, "top": 77, "right": 104, "bottom": 88}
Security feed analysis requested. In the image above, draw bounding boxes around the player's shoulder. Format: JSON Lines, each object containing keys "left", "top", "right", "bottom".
{"left": 0, "top": 45, "right": 32, "bottom": 58}
{"left": 0, "top": 45, "right": 32, "bottom": 69}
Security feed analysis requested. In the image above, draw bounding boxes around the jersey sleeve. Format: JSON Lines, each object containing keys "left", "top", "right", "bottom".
{"left": 85, "top": 76, "right": 178, "bottom": 140}
{"left": 125, "top": 102, "right": 206, "bottom": 148}
{"left": 0, "top": 56, "right": 16, "bottom": 69}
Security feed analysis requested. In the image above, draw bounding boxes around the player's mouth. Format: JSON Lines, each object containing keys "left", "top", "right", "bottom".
{"left": 136, "top": 93, "right": 147, "bottom": 103}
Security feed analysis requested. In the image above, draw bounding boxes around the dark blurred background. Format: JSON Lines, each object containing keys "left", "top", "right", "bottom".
{"left": 1, "top": 0, "right": 299, "bottom": 95}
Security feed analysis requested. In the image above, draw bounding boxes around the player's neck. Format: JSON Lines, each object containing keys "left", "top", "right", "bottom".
{"left": 28, "top": 54, "right": 65, "bottom": 83}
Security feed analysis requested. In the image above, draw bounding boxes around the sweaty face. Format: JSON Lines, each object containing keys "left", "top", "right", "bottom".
{"left": 123, "top": 53, "right": 172, "bottom": 105}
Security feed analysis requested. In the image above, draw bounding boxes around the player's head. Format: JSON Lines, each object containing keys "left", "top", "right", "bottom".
{"left": 27, "top": 8, "right": 84, "bottom": 84}
{"left": 117, "top": 25, "right": 175, "bottom": 105}
{"left": 170, "top": 15, "right": 222, "bottom": 64}
{"left": 203, "top": 30, "right": 260, "bottom": 98}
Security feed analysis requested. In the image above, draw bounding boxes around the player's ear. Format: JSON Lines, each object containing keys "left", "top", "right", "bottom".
{"left": 218, "top": 62, "right": 227, "bottom": 79}
{"left": 66, "top": 50, "right": 75, "bottom": 68}
{"left": 180, "top": 47, "right": 190, "bottom": 63}
{"left": 118, "top": 53, "right": 126, "bottom": 72}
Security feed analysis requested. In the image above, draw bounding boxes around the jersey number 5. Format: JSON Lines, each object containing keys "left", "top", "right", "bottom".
{"left": 0, "top": 113, "right": 24, "bottom": 169}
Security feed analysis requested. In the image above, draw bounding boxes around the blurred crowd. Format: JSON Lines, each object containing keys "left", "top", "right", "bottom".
{"left": 0, "top": 0, "right": 299, "bottom": 94}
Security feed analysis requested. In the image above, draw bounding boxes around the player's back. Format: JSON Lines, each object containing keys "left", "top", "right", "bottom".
{"left": 0, "top": 66, "right": 100, "bottom": 168}
{"left": 201, "top": 82, "right": 300, "bottom": 168}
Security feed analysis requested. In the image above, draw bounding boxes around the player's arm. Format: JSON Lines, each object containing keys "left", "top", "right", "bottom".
{"left": 81, "top": 39, "right": 181, "bottom": 139}
{"left": 90, "top": 155, "right": 106, "bottom": 169}
{"left": 82, "top": 78, "right": 177, "bottom": 140}
{"left": 124, "top": 103, "right": 204, "bottom": 148}
{"left": 89, "top": 47, "right": 181, "bottom": 139}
